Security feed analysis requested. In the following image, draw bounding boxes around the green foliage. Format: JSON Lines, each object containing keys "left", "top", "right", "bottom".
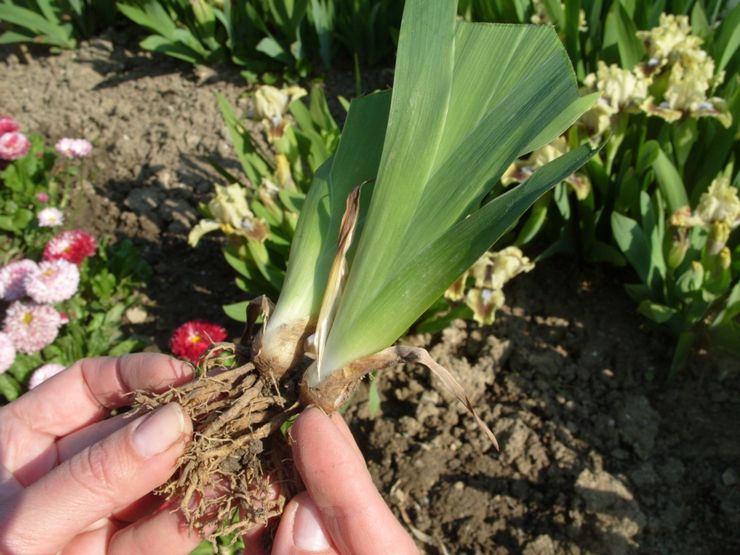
{"left": 116, "top": 0, "right": 231, "bottom": 67}
{"left": 9, "top": 0, "right": 734, "bottom": 377}
{"left": 189, "top": 83, "right": 339, "bottom": 320}
{"left": 115, "top": 0, "right": 401, "bottom": 77}
{"left": 610, "top": 177, "right": 737, "bottom": 375}
{"left": 0, "top": 128, "right": 151, "bottom": 401}
{"left": 0, "top": 0, "right": 117, "bottom": 48}
{"left": 418, "top": 0, "right": 739, "bottom": 373}
{"left": 174, "top": 0, "right": 738, "bottom": 375}
{"left": 261, "top": 0, "right": 595, "bottom": 379}
{"left": 0, "top": 237, "right": 152, "bottom": 400}
{"left": 1, "top": 135, "right": 63, "bottom": 255}
{"left": 331, "top": 0, "right": 402, "bottom": 66}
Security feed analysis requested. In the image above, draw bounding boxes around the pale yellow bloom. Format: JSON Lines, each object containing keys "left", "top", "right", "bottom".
{"left": 253, "top": 85, "right": 307, "bottom": 141}
{"left": 695, "top": 176, "right": 740, "bottom": 228}
{"left": 529, "top": 0, "right": 550, "bottom": 25}
{"left": 471, "top": 247, "right": 535, "bottom": 290}
{"left": 580, "top": 62, "right": 651, "bottom": 139}
{"left": 465, "top": 287, "right": 506, "bottom": 325}
{"left": 636, "top": 14, "right": 731, "bottom": 127}
{"left": 444, "top": 247, "right": 535, "bottom": 325}
{"left": 444, "top": 272, "right": 468, "bottom": 302}
{"left": 530, "top": 0, "right": 587, "bottom": 31}
{"left": 465, "top": 247, "right": 535, "bottom": 325}
{"left": 188, "top": 183, "right": 268, "bottom": 246}
{"left": 637, "top": 14, "right": 702, "bottom": 64}
{"left": 502, "top": 137, "right": 591, "bottom": 199}
{"left": 669, "top": 176, "right": 740, "bottom": 254}
{"left": 642, "top": 52, "right": 731, "bottom": 127}
{"left": 579, "top": 99, "right": 613, "bottom": 138}
{"left": 583, "top": 61, "right": 649, "bottom": 113}
{"left": 669, "top": 206, "right": 699, "bottom": 228}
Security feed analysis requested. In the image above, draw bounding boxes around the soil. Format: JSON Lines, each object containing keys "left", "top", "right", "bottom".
{"left": 2, "top": 33, "right": 738, "bottom": 555}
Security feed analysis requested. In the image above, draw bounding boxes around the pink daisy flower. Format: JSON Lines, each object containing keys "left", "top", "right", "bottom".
{"left": 0, "top": 116, "right": 20, "bottom": 136}
{"left": 0, "top": 332, "right": 16, "bottom": 374}
{"left": 3, "top": 302, "right": 62, "bottom": 354}
{"left": 25, "top": 260, "right": 80, "bottom": 304}
{"left": 43, "top": 230, "right": 97, "bottom": 265}
{"left": 55, "top": 138, "right": 92, "bottom": 159}
{"left": 35, "top": 192, "right": 49, "bottom": 203}
{"left": 28, "top": 362, "right": 66, "bottom": 389}
{"left": 0, "top": 131, "right": 31, "bottom": 161}
{"left": 37, "top": 207, "right": 64, "bottom": 227}
{"left": 0, "top": 260, "right": 39, "bottom": 301}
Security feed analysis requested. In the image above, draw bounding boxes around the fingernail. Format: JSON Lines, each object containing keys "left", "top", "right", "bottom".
{"left": 293, "top": 497, "right": 331, "bottom": 552}
{"left": 132, "top": 403, "right": 186, "bottom": 458}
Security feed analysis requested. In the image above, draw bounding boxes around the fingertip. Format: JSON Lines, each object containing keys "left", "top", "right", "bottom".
{"left": 288, "top": 410, "right": 419, "bottom": 555}
{"left": 131, "top": 402, "right": 191, "bottom": 459}
{"left": 292, "top": 407, "right": 364, "bottom": 468}
{"left": 327, "top": 412, "right": 365, "bottom": 464}
{"left": 294, "top": 405, "right": 330, "bottom": 431}
{"left": 273, "top": 492, "right": 336, "bottom": 555}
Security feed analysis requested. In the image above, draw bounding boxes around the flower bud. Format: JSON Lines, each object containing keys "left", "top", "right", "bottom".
{"left": 275, "top": 154, "right": 295, "bottom": 190}
{"left": 686, "top": 260, "right": 704, "bottom": 291}
{"left": 718, "top": 246, "right": 731, "bottom": 270}
{"left": 706, "top": 221, "right": 731, "bottom": 256}
{"left": 667, "top": 229, "right": 689, "bottom": 269}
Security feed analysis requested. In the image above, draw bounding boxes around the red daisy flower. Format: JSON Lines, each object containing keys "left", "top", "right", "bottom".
{"left": 43, "top": 230, "right": 97, "bottom": 265}
{"left": 170, "top": 320, "right": 228, "bottom": 362}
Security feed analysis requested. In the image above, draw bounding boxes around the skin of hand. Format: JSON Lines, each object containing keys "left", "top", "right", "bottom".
{"left": 0, "top": 353, "right": 418, "bottom": 555}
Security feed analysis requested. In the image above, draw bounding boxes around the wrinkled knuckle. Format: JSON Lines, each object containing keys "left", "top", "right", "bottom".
{"left": 68, "top": 442, "right": 122, "bottom": 501}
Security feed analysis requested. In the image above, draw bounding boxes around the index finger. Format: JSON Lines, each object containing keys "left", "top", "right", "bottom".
{"left": 4, "top": 353, "right": 192, "bottom": 439}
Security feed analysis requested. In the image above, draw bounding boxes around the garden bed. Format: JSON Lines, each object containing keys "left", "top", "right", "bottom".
{"left": 1, "top": 34, "right": 738, "bottom": 555}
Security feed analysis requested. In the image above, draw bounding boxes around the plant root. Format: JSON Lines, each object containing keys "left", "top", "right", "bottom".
{"left": 132, "top": 343, "right": 301, "bottom": 540}
{"left": 301, "top": 344, "right": 498, "bottom": 450}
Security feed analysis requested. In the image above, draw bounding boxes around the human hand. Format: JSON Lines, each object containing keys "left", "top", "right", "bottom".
{"left": 270, "top": 407, "right": 419, "bottom": 555}
{"left": 0, "top": 353, "right": 418, "bottom": 554}
{"left": 0, "top": 353, "right": 198, "bottom": 554}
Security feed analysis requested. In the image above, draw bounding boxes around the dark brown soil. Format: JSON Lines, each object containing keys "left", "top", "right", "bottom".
{"left": 2, "top": 36, "right": 738, "bottom": 555}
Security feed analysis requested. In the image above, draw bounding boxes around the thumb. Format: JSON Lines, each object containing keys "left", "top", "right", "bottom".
{"left": 0, "top": 403, "right": 190, "bottom": 554}
{"left": 272, "top": 492, "right": 337, "bottom": 555}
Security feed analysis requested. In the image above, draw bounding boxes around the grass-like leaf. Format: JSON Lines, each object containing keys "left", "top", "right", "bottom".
{"left": 323, "top": 144, "right": 596, "bottom": 373}
{"left": 265, "top": 91, "right": 391, "bottom": 332}
{"left": 319, "top": 2, "right": 594, "bottom": 374}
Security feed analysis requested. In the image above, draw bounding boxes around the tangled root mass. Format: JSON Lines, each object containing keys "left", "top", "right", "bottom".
{"left": 132, "top": 343, "right": 302, "bottom": 540}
